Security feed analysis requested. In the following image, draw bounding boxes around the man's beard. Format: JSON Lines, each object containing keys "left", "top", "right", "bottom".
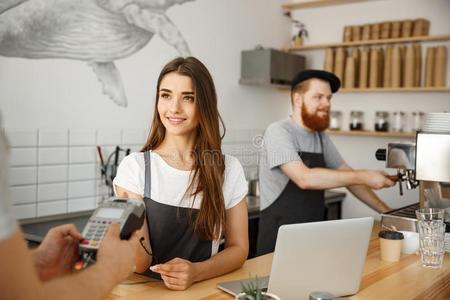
{"left": 301, "top": 104, "right": 330, "bottom": 132}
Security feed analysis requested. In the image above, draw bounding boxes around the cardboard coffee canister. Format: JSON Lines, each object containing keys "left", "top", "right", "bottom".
{"left": 383, "top": 46, "right": 393, "bottom": 87}
{"left": 391, "top": 21, "right": 402, "bottom": 39}
{"left": 359, "top": 48, "right": 370, "bottom": 88}
{"left": 371, "top": 23, "right": 381, "bottom": 40}
{"left": 434, "top": 46, "right": 447, "bottom": 87}
{"left": 352, "top": 25, "right": 362, "bottom": 42}
{"left": 401, "top": 19, "right": 413, "bottom": 38}
{"left": 344, "top": 56, "right": 356, "bottom": 89}
{"left": 403, "top": 46, "right": 416, "bottom": 88}
{"left": 391, "top": 46, "right": 403, "bottom": 88}
{"left": 351, "top": 47, "right": 360, "bottom": 87}
{"left": 324, "top": 48, "right": 334, "bottom": 73}
{"left": 414, "top": 44, "right": 422, "bottom": 87}
{"left": 378, "top": 47, "right": 384, "bottom": 86}
{"left": 400, "top": 46, "right": 406, "bottom": 86}
{"left": 361, "top": 24, "right": 371, "bottom": 40}
{"left": 412, "top": 18, "right": 430, "bottom": 37}
{"left": 334, "top": 47, "right": 346, "bottom": 84}
{"left": 369, "top": 48, "right": 381, "bottom": 88}
{"left": 379, "top": 230, "right": 404, "bottom": 262}
{"left": 424, "top": 47, "right": 436, "bottom": 87}
{"left": 343, "top": 25, "right": 352, "bottom": 42}
{"left": 423, "top": 19, "right": 430, "bottom": 36}
{"left": 381, "top": 22, "right": 391, "bottom": 39}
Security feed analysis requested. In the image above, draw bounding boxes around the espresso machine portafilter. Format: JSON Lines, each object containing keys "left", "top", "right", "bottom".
{"left": 375, "top": 141, "right": 419, "bottom": 196}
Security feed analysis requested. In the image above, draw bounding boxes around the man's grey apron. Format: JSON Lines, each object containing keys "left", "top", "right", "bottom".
{"left": 256, "top": 133, "right": 326, "bottom": 256}
{"left": 142, "top": 151, "right": 212, "bottom": 278}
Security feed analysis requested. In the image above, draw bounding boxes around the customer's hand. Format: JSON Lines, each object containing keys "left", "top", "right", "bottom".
{"left": 33, "top": 224, "right": 83, "bottom": 281}
{"left": 150, "top": 257, "right": 199, "bottom": 290}
{"left": 361, "top": 170, "right": 396, "bottom": 190}
{"left": 96, "top": 223, "right": 138, "bottom": 281}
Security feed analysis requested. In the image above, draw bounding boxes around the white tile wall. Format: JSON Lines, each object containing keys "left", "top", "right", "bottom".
{"left": 9, "top": 166, "right": 37, "bottom": 185}
{"left": 69, "top": 129, "right": 96, "bottom": 146}
{"left": 122, "top": 129, "right": 147, "bottom": 145}
{"left": 37, "top": 200, "right": 67, "bottom": 217}
{"left": 68, "top": 197, "right": 96, "bottom": 213}
{"left": 38, "top": 148, "right": 68, "bottom": 165}
{"left": 5, "top": 129, "right": 37, "bottom": 147}
{"left": 38, "top": 182, "right": 67, "bottom": 202}
{"left": 39, "top": 129, "right": 68, "bottom": 146}
{"left": 10, "top": 148, "right": 37, "bottom": 166}
{"left": 69, "top": 147, "right": 97, "bottom": 164}
{"left": 13, "top": 204, "right": 36, "bottom": 219}
{"left": 5, "top": 127, "right": 261, "bottom": 220}
{"left": 38, "top": 165, "right": 68, "bottom": 183}
{"left": 97, "top": 129, "right": 121, "bottom": 145}
{"left": 10, "top": 185, "right": 36, "bottom": 205}
{"left": 69, "top": 164, "right": 96, "bottom": 181}
{"left": 68, "top": 181, "right": 96, "bottom": 199}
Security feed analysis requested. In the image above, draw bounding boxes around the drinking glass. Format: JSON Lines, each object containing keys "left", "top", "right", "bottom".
{"left": 416, "top": 208, "right": 446, "bottom": 269}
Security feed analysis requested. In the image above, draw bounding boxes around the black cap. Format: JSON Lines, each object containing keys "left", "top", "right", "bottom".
{"left": 291, "top": 69, "right": 341, "bottom": 93}
{"left": 378, "top": 230, "right": 404, "bottom": 240}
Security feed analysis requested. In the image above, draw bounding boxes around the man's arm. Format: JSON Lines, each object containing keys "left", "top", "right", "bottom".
{"left": 338, "top": 164, "right": 392, "bottom": 213}
{"left": 0, "top": 225, "right": 136, "bottom": 300}
{"left": 280, "top": 160, "right": 395, "bottom": 191}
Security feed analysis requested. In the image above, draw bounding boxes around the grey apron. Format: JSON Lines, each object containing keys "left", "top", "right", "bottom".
{"left": 256, "top": 133, "right": 326, "bottom": 256}
{"left": 142, "top": 151, "right": 212, "bottom": 278}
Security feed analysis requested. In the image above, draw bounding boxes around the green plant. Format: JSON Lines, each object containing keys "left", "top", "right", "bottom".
{"left": 240, "top": 275, "right": 264, "bottom": 300}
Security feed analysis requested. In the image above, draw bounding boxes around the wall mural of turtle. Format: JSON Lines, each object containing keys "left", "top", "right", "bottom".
{"left": 0, "top": 0, "right": 195, "bottom": 107}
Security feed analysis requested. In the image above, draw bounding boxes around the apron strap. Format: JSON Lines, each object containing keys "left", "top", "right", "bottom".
{"left": 318, "top": 131, "right": 324, "bottom": 154}
{"left": 144, "top": 151, "right": 151, "bottom": 199}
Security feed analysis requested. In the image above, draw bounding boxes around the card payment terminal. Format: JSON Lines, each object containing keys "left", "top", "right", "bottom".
{"left": 75, "top": 197, "right": 145, "bottom": 269}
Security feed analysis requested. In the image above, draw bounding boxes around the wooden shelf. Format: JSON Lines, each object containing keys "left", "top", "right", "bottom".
{"left": 278, "top": 86, "right": 450, "bottom": 93}
{"left": 282, "top": 0, "right": 373, "bottom": 10}
{"left": 285, "top": 34, "right": 450, "bottom": 51}
{"left": 341, "top": 87, "right": 450, "bottom": 93}
{"left": 327, "top": 130, "right": 416, "bottom": 138}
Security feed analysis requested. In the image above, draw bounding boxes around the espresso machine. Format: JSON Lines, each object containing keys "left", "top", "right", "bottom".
{"left": 375, "top": 130, "right": 450, "bottom": 251}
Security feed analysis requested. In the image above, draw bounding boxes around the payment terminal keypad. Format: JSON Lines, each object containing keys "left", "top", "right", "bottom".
{"left": 81, "top": 220, "right": 113, "bottom": 249}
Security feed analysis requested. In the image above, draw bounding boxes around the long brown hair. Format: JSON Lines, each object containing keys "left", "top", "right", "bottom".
{"left": 141, "top": 57, "right": 226, "bottom": 240}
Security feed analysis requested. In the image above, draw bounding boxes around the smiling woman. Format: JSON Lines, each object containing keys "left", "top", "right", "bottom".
{"left": 113, "top": 57, "right": 249, "bottom": 291}
{"left": 158, "top": 72, "right": 199, "bottom": 137}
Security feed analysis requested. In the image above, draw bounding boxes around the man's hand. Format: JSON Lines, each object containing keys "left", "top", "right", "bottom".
{"left": 95, "top": 223, "right": 138, "bottom": 281}
{"left": 150, "top": 257, "right": 199, "bottom": 290}
{"left": 33, "top": 224, "right": 83, "bottom": 281}
{"left": 360, "top": 170, "right": 396, "bottom": 190}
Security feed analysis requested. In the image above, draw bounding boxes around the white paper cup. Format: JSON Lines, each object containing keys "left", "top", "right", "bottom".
{"left": 399, "top": 231, "right": 419, "bottom": 254}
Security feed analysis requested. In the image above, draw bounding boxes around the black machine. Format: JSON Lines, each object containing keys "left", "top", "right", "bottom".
{"left": 74, "top": 197, "right": 145, "bottom": 270}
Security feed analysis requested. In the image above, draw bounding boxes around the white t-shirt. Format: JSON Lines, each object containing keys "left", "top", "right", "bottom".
{"left": 0, "top": 129, "right": 17, "bottom": 241}
{"left": 113, "top": 151, "right": 248, "bottom": 210}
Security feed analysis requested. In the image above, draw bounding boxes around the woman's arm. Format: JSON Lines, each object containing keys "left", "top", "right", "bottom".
{"left": 151, "top": 197, "right": 249, "bottom": 290}
{"left": 196, "top": 197, "right": 249, "bottom": 279}
{"left": 115, "top": 185, "right": 152, "bottom": 272}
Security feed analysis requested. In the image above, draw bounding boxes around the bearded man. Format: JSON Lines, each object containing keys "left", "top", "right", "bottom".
{"left": 256, "top": 70, "right": 395, "bottom": 255}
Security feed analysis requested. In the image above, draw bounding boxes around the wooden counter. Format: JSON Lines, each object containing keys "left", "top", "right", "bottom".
{"left": 106, "top": 223, "right": 450, "bottom": 300}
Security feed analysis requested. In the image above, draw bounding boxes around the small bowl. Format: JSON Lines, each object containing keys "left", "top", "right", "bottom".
{"left": 399, "top": 231, "right": 419, "bottom": 254}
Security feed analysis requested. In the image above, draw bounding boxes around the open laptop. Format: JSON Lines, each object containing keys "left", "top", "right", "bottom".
{"left": 217, "top": 217, "right": 373, "bottom": 300}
